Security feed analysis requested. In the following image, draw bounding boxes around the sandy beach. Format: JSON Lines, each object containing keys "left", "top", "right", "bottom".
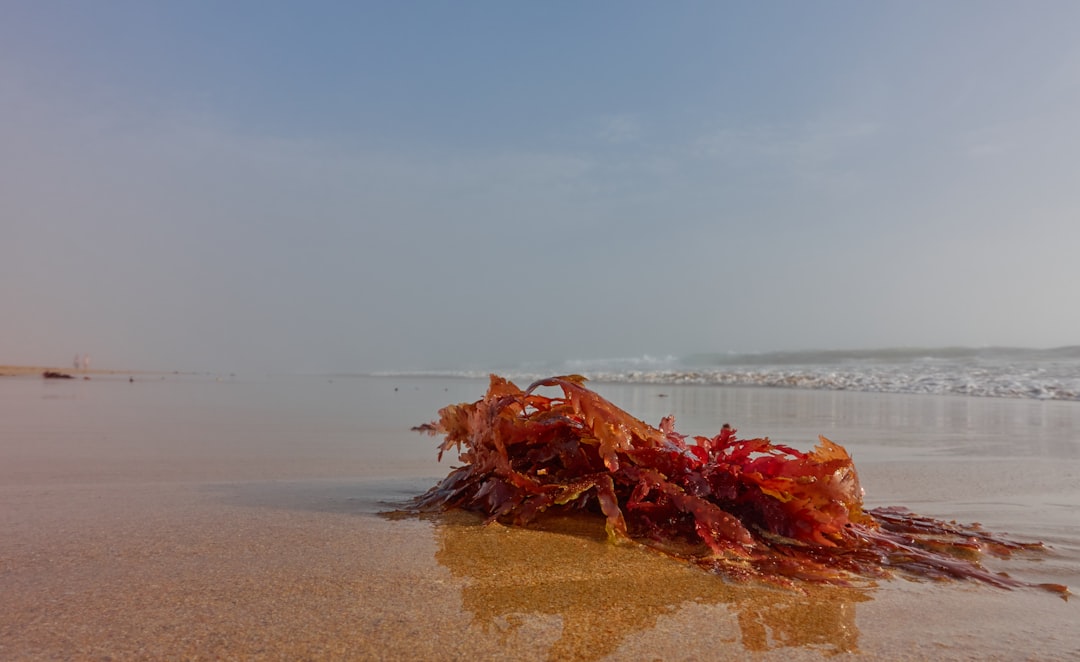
{"left": 1, "top": 372, "right": 1077, "bottom": 660}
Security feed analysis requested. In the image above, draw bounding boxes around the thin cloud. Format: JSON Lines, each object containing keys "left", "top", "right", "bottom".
{"left": 694, "top": 120, "right": 879, "bottom": 163}
{"left": 597, "top": 114, "right": 643, "bottom": 144}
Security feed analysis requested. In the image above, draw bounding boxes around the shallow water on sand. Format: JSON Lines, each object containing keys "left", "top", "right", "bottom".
{"left": 1, "top": 374, "right": 1078, "bottom": 660}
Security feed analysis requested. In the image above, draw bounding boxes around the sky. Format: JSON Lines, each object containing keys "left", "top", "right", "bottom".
{"left": 3, "top": 1, "right": 1080, "bottom": 374}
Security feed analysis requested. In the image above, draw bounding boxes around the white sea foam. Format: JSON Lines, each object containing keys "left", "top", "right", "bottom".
{"left": 374, "top": 347, "right": 1080, "bottom": 401}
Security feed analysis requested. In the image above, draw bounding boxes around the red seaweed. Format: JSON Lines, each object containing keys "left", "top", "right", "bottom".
{"left": 412, "top": 375, "right": 1069, "bottom": 597}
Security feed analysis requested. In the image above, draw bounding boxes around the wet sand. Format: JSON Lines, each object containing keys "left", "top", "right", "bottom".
{"left": 1, "top": 374, "right": 1078, "bottom": 660}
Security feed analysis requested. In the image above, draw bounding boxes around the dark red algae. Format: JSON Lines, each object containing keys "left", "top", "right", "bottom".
{"left": 410, "top": 375, "right": 1068, "bottom": 598}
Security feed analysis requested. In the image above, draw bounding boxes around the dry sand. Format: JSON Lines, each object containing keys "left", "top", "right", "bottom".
{"left": 1, "top": 372, "right": 1077, "bottom": 660}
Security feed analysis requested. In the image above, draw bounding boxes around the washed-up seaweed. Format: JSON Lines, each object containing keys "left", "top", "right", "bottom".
{"left": 411, "top": 375, "right": 1068, "bottom": 597}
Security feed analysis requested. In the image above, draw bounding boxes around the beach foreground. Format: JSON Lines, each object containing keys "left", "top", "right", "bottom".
{"left": 1, "top": 373, "right": 1078, "bottom": 660}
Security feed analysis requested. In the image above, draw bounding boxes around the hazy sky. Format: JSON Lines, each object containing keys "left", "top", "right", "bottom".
{"left": 4, "top": 2, "right": 1079, "bottom": 374}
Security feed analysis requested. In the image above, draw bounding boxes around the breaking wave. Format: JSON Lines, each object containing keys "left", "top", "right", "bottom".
{"left": 374, "top": 347, "right": 1080, "bottom": 401}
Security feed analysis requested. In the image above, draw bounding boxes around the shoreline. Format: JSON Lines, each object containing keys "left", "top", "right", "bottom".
{"left": 0, "top": 364, "right": 145, "bottom": 377}
{"left": 1, "top": 374, "right": 1076, "bottom": 660}
{"left": 0, "top": 364, "right": 213, "bottom": 380}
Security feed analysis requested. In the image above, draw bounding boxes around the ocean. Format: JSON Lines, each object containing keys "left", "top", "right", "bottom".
{"left": 375, "top": 346, "right": 1080, "bottom": 401}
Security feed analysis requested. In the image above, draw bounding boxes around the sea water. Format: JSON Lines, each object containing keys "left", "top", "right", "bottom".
{"left": 376, "top": 346, "right": 1080, "bottom": 401}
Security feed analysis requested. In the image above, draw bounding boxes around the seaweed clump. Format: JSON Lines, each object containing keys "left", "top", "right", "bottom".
{"left": 412, "top": 375, "right": 1068, "bottom": 597}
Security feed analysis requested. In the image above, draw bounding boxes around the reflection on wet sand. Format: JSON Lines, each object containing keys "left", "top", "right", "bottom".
{"left": 425, "top": 510, "right": 869, "bottom": 660}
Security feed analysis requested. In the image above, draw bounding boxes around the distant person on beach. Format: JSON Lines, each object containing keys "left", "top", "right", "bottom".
{"left": 82, "top": 355, "right": 91, "bottom": 371}
{"left": 73, "top": 354, "right": 81, "bottom": 371}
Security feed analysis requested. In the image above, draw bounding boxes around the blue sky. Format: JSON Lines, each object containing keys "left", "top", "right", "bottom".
{"left": 3, "top": 2, "right": 1079, "bottom": 373}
